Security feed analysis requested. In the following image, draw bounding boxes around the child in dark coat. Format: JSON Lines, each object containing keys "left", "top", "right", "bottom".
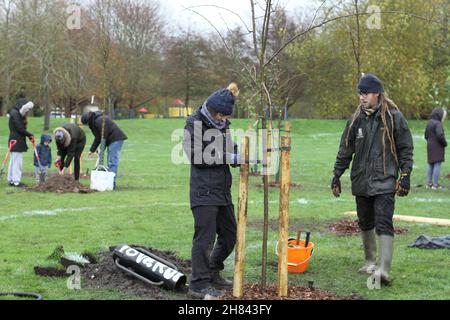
{"left": 34, "top": 134, "right": 52, "bottom": 184}
{"left": 425, "top": 108, "right": 447, "bottom": 189}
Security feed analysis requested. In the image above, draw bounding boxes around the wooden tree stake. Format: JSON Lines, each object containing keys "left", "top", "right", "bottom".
{"left": 277, "top": 125, "right": 291, "bottom": 297}
{"left": 233, "top": 136, "right": 250, "bottom": 298}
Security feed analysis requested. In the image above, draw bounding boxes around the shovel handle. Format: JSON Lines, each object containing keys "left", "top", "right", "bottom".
{"left": 2, "top": 140, "right": 17, "bottom": 165}
{"left": 9, "top": 140, "right": 17, "bottom": 149}
{"left": 296, "top": 230, "right": 301, "bottom": 246}
{"left": 31, "top": 139, "right": 40, "bottom": 161}
{"left": 305, "top": 232, "right": 311, "bottom": 248}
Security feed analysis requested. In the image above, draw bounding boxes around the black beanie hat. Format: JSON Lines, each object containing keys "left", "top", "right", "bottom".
{"left": 358, "top": 73, "right": 385, "bottom": 93}
{"left": 206, "top": 83, "right": 239, "bottom": 116}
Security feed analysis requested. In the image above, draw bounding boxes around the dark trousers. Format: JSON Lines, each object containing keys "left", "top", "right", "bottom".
{"left": 190, "top": 205, "right": 237, "bottom": 291}
{"left": 61, "top": 149, "right": 83, "bottom": 181}
{"left": 356, "top": 193, "right": 395, "bottom": 236}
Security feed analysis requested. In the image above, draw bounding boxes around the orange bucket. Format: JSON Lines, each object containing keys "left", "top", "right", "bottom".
{"left": 286, "top": 238, "right": 315, "bottom": 273}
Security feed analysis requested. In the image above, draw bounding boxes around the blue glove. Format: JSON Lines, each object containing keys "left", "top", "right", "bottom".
{"left": 227, "top": 153, "right": 241, "bottom": 166}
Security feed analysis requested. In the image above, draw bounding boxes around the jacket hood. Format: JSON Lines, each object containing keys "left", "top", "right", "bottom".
{"left": 15, "top": 98, "right": 29, "bottom": 110}
{"left": 81, "top": 111, "right": 103, "bottom": 125}
{"left": 430, "top": 108, "right": 445, "bottom": 122}
{"left": 93, "top": 111, "right": 103, "bottom": 119}
{"left": 53, "top": 127, "right": 72, "bottom": 148}
{"left": 41, "top": 134, "right": 52, "bottom": 144}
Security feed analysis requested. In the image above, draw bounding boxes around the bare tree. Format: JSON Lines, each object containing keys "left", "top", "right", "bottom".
{"left": 89, "top": 0, "right": 117, "bottom": 117}
{"left": 13, "top": 0, "right": 67, "bottom": 130}
{"left": 113, "top": 0, "right": 164, "bottom": 118}
{"left": 52, "top": 22, "right": 94, "bottom": 119}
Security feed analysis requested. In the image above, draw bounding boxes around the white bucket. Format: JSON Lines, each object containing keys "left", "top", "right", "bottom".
{"left": 90, "top": 165, "right": 116, "bottom": 192}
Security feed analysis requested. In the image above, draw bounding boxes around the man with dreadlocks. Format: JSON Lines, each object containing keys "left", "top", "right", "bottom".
{"left": 331, "top": 73, "right": 413, "bottom": 286}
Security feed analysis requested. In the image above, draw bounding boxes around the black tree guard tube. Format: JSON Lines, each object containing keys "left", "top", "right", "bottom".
{"left": 0, "top": 292, "right": 43, "bottom": 300}
{"left": 112, "top": 244, "right": 187, "bottom": 291}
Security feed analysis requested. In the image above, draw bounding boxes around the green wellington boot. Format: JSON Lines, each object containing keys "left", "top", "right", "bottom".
{"left": 377, "top": 235, "right": 394, "bottom": 285}
{"left": 358, "top": 229, "right": 377, "bottom": 274}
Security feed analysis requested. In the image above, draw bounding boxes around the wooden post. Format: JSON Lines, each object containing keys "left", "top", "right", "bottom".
{"left": 261, "top": 118, "right": 269, "bottom": 291}
{"left": 277, "top": 124, "right": 291, "bottom": 297}
{"left": 233, "top": 136, "right": 250, "bottom": 298}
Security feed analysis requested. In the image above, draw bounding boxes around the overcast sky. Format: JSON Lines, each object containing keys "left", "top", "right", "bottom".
{"left": 161, "top": 0, "right": 315, "bottom": 32}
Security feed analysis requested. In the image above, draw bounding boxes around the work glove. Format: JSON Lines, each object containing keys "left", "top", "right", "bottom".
{"left": 396, "top": 172, "right": 410, "bottom": 197}
{"left": 331, "top": 174, "right": 342, "bottom": 198}
{"left": 59, "top": 167, "right": 66, "bottom": 176}
{"left": 226, "top": 153, "right": 241, "bottom": 166}
{"left": 54, "top": 156, "right": 62, "bottom": 169}
{"left": 29, "top": 135, "right": 35, "bottom": 144}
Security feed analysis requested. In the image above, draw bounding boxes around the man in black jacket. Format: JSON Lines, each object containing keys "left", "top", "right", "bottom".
{"left": 183, "top": 83, "right": 240, "bottom": 299}
{"left": 54, "top": 123, "right": 87, "bottom": 181}
{"left": 8, "top": 98, "right": 35, "bottom": 187}
{"left": 81, "top": 112, "right": 127, "bottom": 189}
{"left": 331, "top": 74, "right": 413, "bottom": 286}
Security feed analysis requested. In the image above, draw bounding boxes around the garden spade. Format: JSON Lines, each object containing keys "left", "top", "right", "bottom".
{"left": 31, "top": 137, "right": 45, "bottom": 184}
{"left": 0, "top": 140, "right": 17, "bottom": 179}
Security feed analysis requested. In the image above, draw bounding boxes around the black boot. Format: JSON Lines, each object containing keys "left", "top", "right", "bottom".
{"left": 187, "top": 286, "right": 224, "bottom": 300}
{"left": 210, "top": 272, "right": 233, "bottom": 289}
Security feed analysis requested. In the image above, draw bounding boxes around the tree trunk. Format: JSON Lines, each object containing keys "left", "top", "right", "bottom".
{"left": 44, "top": 85, "right": 51, "bottom": 131}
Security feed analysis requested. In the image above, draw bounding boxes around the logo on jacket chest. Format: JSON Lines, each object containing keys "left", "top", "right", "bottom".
{"left": 357, "top": 128, "right": 364, "bottom": 139}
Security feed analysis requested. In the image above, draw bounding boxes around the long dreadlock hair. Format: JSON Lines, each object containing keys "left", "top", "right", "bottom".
{"left": 345, "top": 93, "right": 400, "bottom": 176}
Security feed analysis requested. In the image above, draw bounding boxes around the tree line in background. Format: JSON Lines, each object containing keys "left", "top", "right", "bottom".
{"left": 0, "top": 0, "right": 448, "bottom": 125}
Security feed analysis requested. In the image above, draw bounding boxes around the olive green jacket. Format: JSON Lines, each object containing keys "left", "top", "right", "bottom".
{"left": 333, "top": 108, "right": 413, "bottom": 197}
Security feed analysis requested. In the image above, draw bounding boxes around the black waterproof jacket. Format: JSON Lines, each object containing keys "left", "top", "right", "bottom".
{"left": 8, "top": 99, "right": 33, "bottom": 153}
{"left": 425, "top": 108, "right": 447, "bottom": 164}
{"left": 56, "top": 124, "right": 87, "bottom": 168}
{"left": 334, "top": 108, "right": 414, "bottom": 197}
{"left": 183, "top": 108, "right": 238, "bottom": 209}
{"left": 85, "top": 112, "right": 127, "bottom": 153}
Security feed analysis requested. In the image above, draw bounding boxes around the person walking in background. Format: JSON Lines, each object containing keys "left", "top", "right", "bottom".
{"left": 54, "top": 123, "right": 86, "bottom": 182}
{"left": 183, "top": 83, "right": 241, "bottom": 299}
{"left": 8, "top": 97, "right": 35, "bottom": 187}
{"left": 425, "top": 108, "right": 447, "bottom": 190}
{"left": 34, "top": 134, "right": 52, "bottom": 184}
{"left": 81, "top": 111, "right": 127, "bottom": 189}
{"left": 331, "top": 73, "right": 414, "bottom": 286}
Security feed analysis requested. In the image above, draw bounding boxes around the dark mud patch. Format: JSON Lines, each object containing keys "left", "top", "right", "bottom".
{"left": 255, "top": 182, "right": 302, "bottom": 188}
{"left": 329, "top": 219, "right": 409, "bottom": 236}
{"left": 222, "top": 283, "right": 362, "bottom": 300}
{"left": 34, "top": 266, "right": 67, "bottom": 278}
{"left": 248, "top": 217, "right": 334, "bottom": 234}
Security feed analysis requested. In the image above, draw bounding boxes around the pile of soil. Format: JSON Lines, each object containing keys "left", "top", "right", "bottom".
{"left": 222, "top": 283, "right": 361, "bottom": 300}
{"left": 28, "top": 175, "right": 95, "bottom": 193}
{"left": 81, "top": 246, "right": 191, "bottom": 300}
{"left": 329, "top": 219, "right": 409, "bottom": 236}
{"left": 23, "top": 172, "right": 90, "bottom": 180}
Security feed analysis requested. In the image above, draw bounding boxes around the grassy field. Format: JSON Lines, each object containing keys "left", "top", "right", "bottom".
{"left": 0, "top": 116, "right": 449, "bottom": 300}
